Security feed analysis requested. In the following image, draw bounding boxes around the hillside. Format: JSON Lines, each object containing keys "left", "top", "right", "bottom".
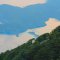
{"left": 0, "top": 26, "right": 60, "bottom": 60}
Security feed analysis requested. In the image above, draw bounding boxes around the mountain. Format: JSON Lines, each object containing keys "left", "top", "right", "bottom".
{"left": 0, "top": 0, "right": 60, "bottom": 35}
{"left": 0, "top": 26, "right": 60, "bottom": 60}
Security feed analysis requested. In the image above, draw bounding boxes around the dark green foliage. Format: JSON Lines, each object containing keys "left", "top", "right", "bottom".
{"left": 0, "top": 26, "right": 60, "bottom": 60}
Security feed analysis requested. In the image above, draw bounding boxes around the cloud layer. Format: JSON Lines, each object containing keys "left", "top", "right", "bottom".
{"left": 28, "top": 18, "right": 60, "bottom": 35}
{"left": 0, "top": 0, "right": 47, "bottom": 7}
{"left": 0, "top": 32, "right": 34, "bottom": 53}
{"left": 0, "top": 0, "right": 60, "bottom": 35}
{"left": 0, "top": 18, "right": 60, "bottom": 53}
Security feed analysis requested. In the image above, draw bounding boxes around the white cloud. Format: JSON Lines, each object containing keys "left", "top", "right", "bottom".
{"left": 28, "top": 18, "right": 60, "bottom": 35}
{"left": 0, "top": 18, "right": 60, "bottom": 53}
{"left": 0, "top": 0, "right": 47, "bottom": 7}
{"left": 0, "top": 32, "right": 34, "bottom": 53}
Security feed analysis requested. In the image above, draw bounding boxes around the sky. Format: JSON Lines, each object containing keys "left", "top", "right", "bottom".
{"left": 0, "top": 0, "right": 47, "bottom": 7}
{"left": 0, "top": 18, "right": 60, "bottom": 53}
{"left": 0, "top": 0, "right": 60, "bottom": 53}
{"left": 29, "top": 18, "right": 60, "bottom": 35}
{"left": 0, "top": 0, "right": 60, "bottom": 35}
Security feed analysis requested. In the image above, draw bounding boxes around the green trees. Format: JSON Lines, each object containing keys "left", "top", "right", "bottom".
{"left": 0, "top": 26, "right": 60, "bottom": 60}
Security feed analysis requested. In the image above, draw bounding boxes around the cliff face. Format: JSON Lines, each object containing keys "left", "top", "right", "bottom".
{"left": 0, "top": 26, "right": 60, "bottom": 60}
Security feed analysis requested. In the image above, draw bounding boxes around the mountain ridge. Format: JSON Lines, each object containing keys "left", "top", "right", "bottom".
{"left": 0, "top": 26, "right": 60, "bottom": 60}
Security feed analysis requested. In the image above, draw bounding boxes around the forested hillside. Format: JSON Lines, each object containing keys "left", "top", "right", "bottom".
{"left": 0, "top": 26, "right": 60, "bottom": 60}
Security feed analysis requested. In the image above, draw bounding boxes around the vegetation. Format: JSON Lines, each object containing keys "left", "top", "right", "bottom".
{"left": 0, "top": 26, "right": 60, "bottom": 60}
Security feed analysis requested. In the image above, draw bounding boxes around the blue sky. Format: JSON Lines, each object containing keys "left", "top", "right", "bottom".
{"left": 0, "top": 0, "right": 60, "bottom": 36}
{"left": 0, "top": 0, "right": 60, "bottom": 53}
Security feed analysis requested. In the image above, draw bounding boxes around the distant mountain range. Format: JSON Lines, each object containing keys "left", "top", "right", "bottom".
{"left": 0, "top": 26, "right": 60, "bottom": 60}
